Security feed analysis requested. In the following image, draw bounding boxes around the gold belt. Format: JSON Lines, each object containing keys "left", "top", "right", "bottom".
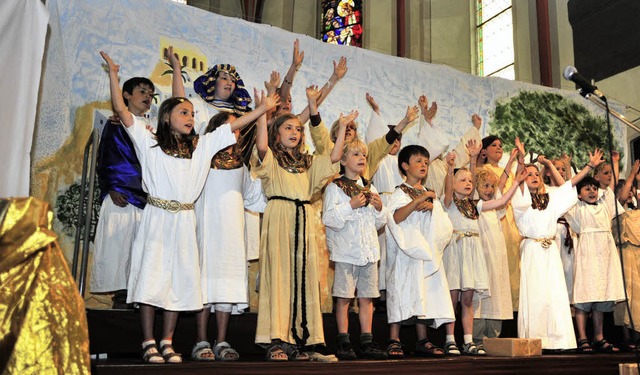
{"left": 453, "top": 230, "right": 479, "bottom": 242}
{"left": 525, "top": 236, "right": 555, "bottom": 249}
{"left": 147, "top": 196, "right": 194, "bottom": 213}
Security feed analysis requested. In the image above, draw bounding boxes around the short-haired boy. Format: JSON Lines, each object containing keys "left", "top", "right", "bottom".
{"left": 384, "top": 145, "right": 454, "bottom": 358}
{"left": 323, "top": 139, "right": 388, "bottom": 360}
{"left": 566, "top": 176, "right": 625, "bottom": 353}
{"left": 91, "top": 75, "right": 155, "bottom": 308}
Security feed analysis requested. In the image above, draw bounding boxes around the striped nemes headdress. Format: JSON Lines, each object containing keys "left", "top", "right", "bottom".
{"left": 194, "top": 64, "right": 252, "bottom": 113}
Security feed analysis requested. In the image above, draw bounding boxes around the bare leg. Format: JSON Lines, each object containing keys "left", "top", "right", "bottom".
{"left": 140, "top": 304, "right": 156, "bottom": 341}
{"left": 162, "top": 310, "right": 179, "bottom": 341}
{"left": 460, "top": 290, "right": 474, "bottom": 336}
{"left": 446, "top": 290, "right": 460, "bottom": 336}
{"left": 336, "top": 297, "right": 351, "bottom": 334}
{"left": 216, "top": 310, "right": 231, "bottom": 343}
{"left": 575, "top": 308, "right": 588, "bottom": 341}
{"left": 195, "top": 306, "right": 210, "bottom": 342}
{"left": 358, "top": 298, "right": 373, "bottom": 334}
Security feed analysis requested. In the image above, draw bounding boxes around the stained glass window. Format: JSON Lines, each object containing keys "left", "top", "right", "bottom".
{"left": 476, "top": 0, "right": 515, "bottom": 79}
{"left": 321, "top": 0, "right": 363, "bottom": 47}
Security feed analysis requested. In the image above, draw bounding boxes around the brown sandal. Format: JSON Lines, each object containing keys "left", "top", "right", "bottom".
{"left": 386, "top": 339, "right": 404, "bottom": 359}
{"left": 265, "top": 343, "right": 288, "bottom": 362}
{"left": 416, "top": 339, "right": 444, "bottom": 357}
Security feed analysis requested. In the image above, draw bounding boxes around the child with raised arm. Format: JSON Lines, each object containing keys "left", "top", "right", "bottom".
{"left": 251, "top": 85, "right": 353, "bottom": 361}
{"left": 512, "top": 140, "right": 603, "bottom": 351}
{"left": 91, "top": 75, "right": 154, "bottom": 308}
{"left": 100, "top": 51, "right": 276, "bottom": 364}
{"left": 565, "top": 173, "right": 625, "bottom": 353}
{"left": 384, "top": 145, "right": 453, "bottom": 359}
{"left": 323, "top": 138, "right": 388, "bottom": 360}
{"left": 442, "top": 148, "right": 526, "bottom": 356}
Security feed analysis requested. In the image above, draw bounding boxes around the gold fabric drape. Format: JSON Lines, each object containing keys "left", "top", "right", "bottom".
{"left": 0, "top": 198, "right": 90, "bottom": 375}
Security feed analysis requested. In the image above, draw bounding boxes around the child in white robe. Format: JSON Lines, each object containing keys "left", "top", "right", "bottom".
{"left": 191, "top": 112, "right": 267, "bottom": 361}
{"left": 566, "top": 176, "right": 625, "bottom": 353}
{"left": 512, "top": 142, "right": 604, "bottom": 351}
{"left": 442, "top": 149, "right": 525, "bottom": 356}
{"left": 101, "top": 51, "right": 278, "bottom": 364}
{"left": 384, "top": 145, "right": 453, "bottom": 358}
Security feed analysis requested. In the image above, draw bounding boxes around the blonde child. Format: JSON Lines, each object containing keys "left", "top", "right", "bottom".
{"left": 384, "top": 145, "right": 454, "bottom": 358}
{"left": 252, "top": 85, "right": 353, "bottom": 361}
{"left": 512, "top": 139, "right": 603, "bottom": 351}
{"left": 442, "top": 146, "right": 526, "bottom": 356}
{"left": 100, "top": 51, "right": 277, "bottom": 364}
{"left": 323, "top": 139, "right": 387, "bottom": 360}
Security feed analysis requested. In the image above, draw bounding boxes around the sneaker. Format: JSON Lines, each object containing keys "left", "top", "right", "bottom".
{"left": 360, "top": 341, "right": 389, "bottom": 360}
{"left": 336, "top": 341, "right": 357, "bottom": 360}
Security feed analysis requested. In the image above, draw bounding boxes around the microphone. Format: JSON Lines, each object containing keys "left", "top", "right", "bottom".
{"left": 563, "top": 66, "right": 606, "bottom": 100}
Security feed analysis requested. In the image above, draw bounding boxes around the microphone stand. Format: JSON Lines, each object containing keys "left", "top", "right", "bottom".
{"left": 580, "top": 89, "right": 639, "bottom": 359}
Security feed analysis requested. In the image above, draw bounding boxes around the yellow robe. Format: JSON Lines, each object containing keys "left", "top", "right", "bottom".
{"left": 613, "top": 210, "right": 640, "bottom": 331}
{"left": 480, "top": 164, "right": 522, "bottom": 311}
{"left": 251, "top": 146, "right": 338, "bottom": 345}
{"left": 0, "top": 198, "right": 90, "bottom": 375}
{"left": 309, "top": 125, "right": 393, "bottom": 312}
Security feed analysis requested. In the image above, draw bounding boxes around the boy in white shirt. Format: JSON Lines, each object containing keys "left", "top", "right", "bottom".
{"left": 323, "top": 139, "right": 388, "bottom": 360}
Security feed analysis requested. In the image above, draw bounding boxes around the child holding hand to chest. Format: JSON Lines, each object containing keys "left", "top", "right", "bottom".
{"left": 323, "top": 139, "right": 387, "bottom": 360}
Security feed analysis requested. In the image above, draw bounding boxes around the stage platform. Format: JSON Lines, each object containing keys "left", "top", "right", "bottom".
{"left": 88, "top": 308, "right": 639, "bottom": 374}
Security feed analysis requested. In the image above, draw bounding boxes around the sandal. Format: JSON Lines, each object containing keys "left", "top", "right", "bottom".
{"left": 444, "top": 341, "right": 461, "bottom": 356}
{"left": 619, "top": 342, "right": 638, "bottom": 352}
{"left": 191, "top": 341, "right": 215, "bottom": 361}
{"left": 281, "top": 342, "right": 310, "bottom": 361}
{"left": 142, "top": 342, "right": 165, "bottom": 364}
{"left": 576, "top": 339, "right": 594, "bottom": 354}
{"left": 462, "top": 342, "right": 486, "bottom": 356}
{"left": 265, "top": 343, "right": 288, "bottom": 362}
{"left": 159, "top": 341, "right": 183, "bottom": 364}
{"left": 415, "top": 339, "right": 444, "bottom": 357}
{"left": 386, "top": 339, "right": 404, "bottom": 359}
{"left": 593, "top": 339, "right": 620, "bottom": 353}
{"left": 214, "top": 341, "right": 239, "bottom": 361}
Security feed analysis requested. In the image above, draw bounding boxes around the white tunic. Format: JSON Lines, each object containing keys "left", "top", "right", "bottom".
{"left": 474, "top": 199, "right": 513, "bottom": 320}
{"left": 323, "top": 180, "right": 386, "bottom": 265}
{"left": 443, "top": 199, "right": 490, "bottom": 298}
{"left": 372, "top": 155, "right": 404, "bottom": 290}
{"left": 546, "top": 185, "right": 577, "bottom": 301}
{"left": 384, "top": 184, "right": 454, "bottom": 327}
{"left": 195, "top": 165, "right": 266, "bottom": 313}
{"left": 512, "top": 181, "right": 578, "bottom": 349}
{"left": 565, "top": 187, "right": 625, "bottom": 304}
{"left": 125, "top": 116, "right": 236, "bottom": 311}
{"left": 91, "top": 195, "right": 142, "bottom": 293}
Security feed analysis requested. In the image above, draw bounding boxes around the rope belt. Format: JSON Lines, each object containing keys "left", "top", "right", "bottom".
{"left": 268, "top": 195, "right": 311, "bottom": 346}
{"left": 453, "top": 230, "right": 480, "bottom": 242}
{"left": 147, "top": 196, "right": 194, "bottom": 213}
{"left": 524, "top": 236, "right": 555, "bottom": 249}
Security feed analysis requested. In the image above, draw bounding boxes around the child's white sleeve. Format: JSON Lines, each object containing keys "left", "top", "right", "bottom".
{"left": 242, "top": 166, "right": 267, "bottom": 212}
{"left": 322, "top": 183, "right": 354, "bottom": 230}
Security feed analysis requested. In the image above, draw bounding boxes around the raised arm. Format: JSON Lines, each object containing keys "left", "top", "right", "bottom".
{"left": 515, "top": 136, "right": 526, "bottom": 192}
{"left": 331, "top": 110, "right": 358, "bottom": 163}
{"left": 611, "top": 150, "right": 621, "bottom": 191}
{"left": 418, "top": 95, "right": 437, "bottom": 127}
{"left": 166, "top": 46, "right": 185, "bottom": 98}
{"left": 279, "top": 39, "right": 304, "bottom": 101}
{"left": 443, "top": 152, "right": 456, "bottom": 208}
{"left": 571, "top": 148, "right": 604, "bottom": 187}
{"left": 365, "top": 93, "right": 380, "bottom": 116}
{"left": 298, "top": 57, "right": 347, "bottom": 124}
{"left": 254, "top": 90, "right": 269, "bottom": 161}
{"left": 231, "top": 89, "right": 280, "bottom": 133}
{"left": 498, "top": 148, "right": 519, "bottom": 191}
{"left": 619, "top": 159, "right": 640, "bottom": 205}
{"left": 100, "top": 51, "right": 133, "bottom": 127}
{"left": 392, "top": 105, "right": 419, "bottom": 135}
{"left": 263, "top": 70, "right": 281, "bottom": 96}
{"left": 539, "top": 155, "right": 565, "bottom": 186}
{"left": 466, "top": 138, "right": 482, "bottom": 183}
{"left": 482, "top": 170, "right": 527, "bottom": 211}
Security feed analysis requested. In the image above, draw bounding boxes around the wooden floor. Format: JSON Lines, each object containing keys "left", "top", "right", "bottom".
{"left": 88, "top": 308, "right": 639, "bottom": 375}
